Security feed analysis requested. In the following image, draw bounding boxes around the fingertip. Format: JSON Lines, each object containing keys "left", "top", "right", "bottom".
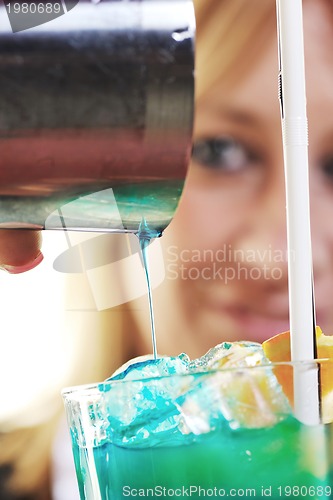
{"left": 0, "top": 230, "right": 43, "bottom": 272}
{"left": 1, "top": 251, "right": 44, "bottom": 274}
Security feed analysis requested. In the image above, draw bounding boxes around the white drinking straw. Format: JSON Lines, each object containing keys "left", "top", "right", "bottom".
{"left": 276, "top": 0, "right": 320, "bottom": 425}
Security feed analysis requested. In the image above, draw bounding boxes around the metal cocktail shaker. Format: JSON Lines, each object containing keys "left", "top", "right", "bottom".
{"left": 0, "top": 0, "right": 194, "bottom": 234}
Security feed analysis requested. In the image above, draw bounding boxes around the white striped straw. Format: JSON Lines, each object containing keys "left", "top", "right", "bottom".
{"left": 276, "top": 0, "right": 320, "bottom": 425}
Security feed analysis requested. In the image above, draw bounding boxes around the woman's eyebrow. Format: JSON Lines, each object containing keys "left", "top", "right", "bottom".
{"left": 218, "top": 106, "right": 262, "bottom": 127}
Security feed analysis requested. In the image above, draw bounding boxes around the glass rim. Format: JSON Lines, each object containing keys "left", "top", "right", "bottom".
{"left": 61, "top": 357, "right": 333, "bottom": 397}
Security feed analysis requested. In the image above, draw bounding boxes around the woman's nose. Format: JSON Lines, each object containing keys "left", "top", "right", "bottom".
{"left": 232, "top": 187, "right": 289, "bottom": 287}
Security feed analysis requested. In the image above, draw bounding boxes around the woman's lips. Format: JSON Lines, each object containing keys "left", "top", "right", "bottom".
{"left": 207, "top": 302, "right": 290, "bottom": 342}
{"left": 203, "top": 281, "right": 330, "bottom": 343}
{"left": 227, "top": 308, "right": 290, "bottom": 342}
{"left": 207, "top": 300, "right": 328, "bottom": 343}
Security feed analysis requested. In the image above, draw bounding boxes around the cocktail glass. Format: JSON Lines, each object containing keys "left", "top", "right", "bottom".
{"left": 62, "top": 360, "right": 333, "bottom": 499}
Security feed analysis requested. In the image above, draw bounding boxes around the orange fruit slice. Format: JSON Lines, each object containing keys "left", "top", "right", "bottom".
{"left": 262, "top": 327, "right": 333, "bottom": 423}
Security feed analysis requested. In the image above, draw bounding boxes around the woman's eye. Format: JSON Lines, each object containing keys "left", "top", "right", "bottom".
{"left": 192, "top": 137, "right": 255, "bottom": 172}
{"left": 321, "top": 156, "right": 333, "bottom": 180}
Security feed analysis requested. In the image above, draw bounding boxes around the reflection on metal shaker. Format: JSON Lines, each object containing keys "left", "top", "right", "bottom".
{"left": 0, "top": 0, "right": 195, "bottom": 233}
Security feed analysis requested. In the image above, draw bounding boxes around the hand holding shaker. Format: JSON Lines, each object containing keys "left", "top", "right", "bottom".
{"left": 0, "top": 0, "right": 195, "bottom": 234}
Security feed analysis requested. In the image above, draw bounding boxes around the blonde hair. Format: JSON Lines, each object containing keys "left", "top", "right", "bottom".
{"left": 194, "top": 0, "right": 276, "bottom": 101}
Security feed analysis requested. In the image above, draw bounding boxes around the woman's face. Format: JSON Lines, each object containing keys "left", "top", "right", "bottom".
{"left": 135, "top": 0, "right": 333, "bottom": 359}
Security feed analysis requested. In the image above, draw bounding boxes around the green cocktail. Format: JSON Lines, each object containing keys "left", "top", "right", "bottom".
{"left": 63, "top": 353, "right": 333, "bottom": 500}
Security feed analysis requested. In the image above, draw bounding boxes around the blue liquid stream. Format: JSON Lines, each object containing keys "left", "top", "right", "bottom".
{"left": 137, "top": 218, "right": 162, "bottom": 360}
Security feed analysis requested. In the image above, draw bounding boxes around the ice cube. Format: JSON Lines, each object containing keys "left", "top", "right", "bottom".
{"left": 107, "top": 353, "right": 190, "bottom": 382}
{"left": 184, "top": 342, "right": 291, "bottom": 430}
{"left": 199, "top": 366, "right": 291, "bottom": 430}
{"left": 99, "top": 354, "right": 194, "bottom": 447}
{"left": 189, "top": 341, "right": 267, "bottom": 371}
